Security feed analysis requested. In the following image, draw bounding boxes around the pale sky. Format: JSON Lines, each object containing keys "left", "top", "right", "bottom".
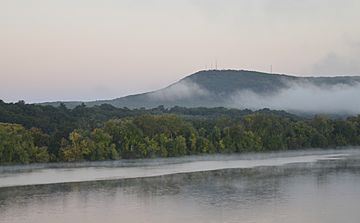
{"left": 1, "top": 0, "right": 360, "bottom": 103}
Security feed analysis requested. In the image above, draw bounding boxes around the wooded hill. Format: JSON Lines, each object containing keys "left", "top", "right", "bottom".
{"left": 42, "top": 70, "right": 360, "bottom": 109}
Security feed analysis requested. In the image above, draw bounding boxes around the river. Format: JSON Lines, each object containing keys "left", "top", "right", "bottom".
{"left": 0, "top": 148, "right": 360, "bottom": 223}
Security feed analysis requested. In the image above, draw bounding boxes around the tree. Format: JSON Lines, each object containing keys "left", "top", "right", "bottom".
{"left": 89, "top": 128, "right": 117, "bottom": 160}
{"left": 189, "top": 133, "right": 197, "bottom": 154}
{"left": 171, "top": 136, "right": 187, "bottom": 156}
{"left": 59, "top": 130, "right": 88, "bottom": 161}
{"left": 0, "top": 123, "right": 49, "bottom": 164}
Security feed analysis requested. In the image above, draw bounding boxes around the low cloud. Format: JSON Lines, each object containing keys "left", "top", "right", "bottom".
{"left": 147, "top": 80, "right": 208, "bottom": 101}
{"left": 228, "top": 82, "right": 360, "bottom": 114}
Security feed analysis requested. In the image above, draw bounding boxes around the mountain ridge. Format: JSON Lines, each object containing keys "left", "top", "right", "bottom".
{"left": 41, "top": 69, "right": 360, "bottom": 111}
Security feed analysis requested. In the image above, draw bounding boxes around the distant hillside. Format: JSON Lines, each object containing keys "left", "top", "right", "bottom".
{"left": 42, "top": 70, "right": 360, "bottom": 113}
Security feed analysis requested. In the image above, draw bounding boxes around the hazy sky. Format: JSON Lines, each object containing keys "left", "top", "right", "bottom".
{"left": 1, "top": 0, "right": 360, "bottom": 103}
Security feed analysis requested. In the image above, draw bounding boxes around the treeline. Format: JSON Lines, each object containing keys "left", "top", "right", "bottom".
{"left": 0, "top": 100, "right": 360, "bottom": 164}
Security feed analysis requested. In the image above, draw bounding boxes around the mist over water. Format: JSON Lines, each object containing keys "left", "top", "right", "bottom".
{"left": 0, "top": 149, "right": 353, "bottom": 188}
{"left": 229, "top": 82, "right": 360, "bottom": 114}
{"left": 0, "top": 149, "right": 360, "bottom": 223}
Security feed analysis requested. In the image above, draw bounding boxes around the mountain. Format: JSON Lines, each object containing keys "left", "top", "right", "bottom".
{"left": 43, "top": 70, "right": 360, "bottom": 113}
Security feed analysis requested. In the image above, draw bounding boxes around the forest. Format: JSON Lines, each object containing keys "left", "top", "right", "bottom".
{"left": 0, "top": 100, "right": 360, "bottom": 164}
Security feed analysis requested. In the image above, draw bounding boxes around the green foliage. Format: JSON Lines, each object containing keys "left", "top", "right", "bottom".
{"left": 171, "top": 136, "right": 187, "bottom": 157}
{"left": 1, "top": 100, "right": 360, "bottom": 164}
{"left": 0, "top": 123, "right": 49, "bottom": 164}
{"left": 29, "top": 146, "right": 50, "bottom": 163}
{"left": 59, "top": 129, "right": 118, "bottom": 162}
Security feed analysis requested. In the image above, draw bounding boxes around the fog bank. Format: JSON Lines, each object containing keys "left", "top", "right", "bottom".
{"left": 228, "top": 82, "right": 360, "bottom": 114}
{"left": 147, "top": 80, "right": 208, "bottom": 101}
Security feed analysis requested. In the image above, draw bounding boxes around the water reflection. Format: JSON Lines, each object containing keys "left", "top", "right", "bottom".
{"left": 0, "top": 153, "right": 360, "bottom": 223}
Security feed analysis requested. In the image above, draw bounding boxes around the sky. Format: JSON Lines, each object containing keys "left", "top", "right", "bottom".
{"left": 1, "top": 0, "right": 360, "bottom": 103}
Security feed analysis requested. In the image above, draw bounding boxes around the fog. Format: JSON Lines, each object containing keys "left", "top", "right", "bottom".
{"left": 147, "top": 80, "right": 208, "bottom": 101}
{"left": 0, "top": 149, "right": 354, "bottom": 188}
{"left": 228, "top": 82, "right": 360, "bottom": 114}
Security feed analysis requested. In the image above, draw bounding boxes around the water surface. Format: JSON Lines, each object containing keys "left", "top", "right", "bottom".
{"left": 0, "top": 149, "right": 359, "bottom": 223}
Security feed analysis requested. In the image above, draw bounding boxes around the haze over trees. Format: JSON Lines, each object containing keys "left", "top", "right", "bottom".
{"left": 1, "top": 100, "right": 360, "bottom": 164}
{"left": 42, "top": 70, "right": 360, "bottom": 114}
